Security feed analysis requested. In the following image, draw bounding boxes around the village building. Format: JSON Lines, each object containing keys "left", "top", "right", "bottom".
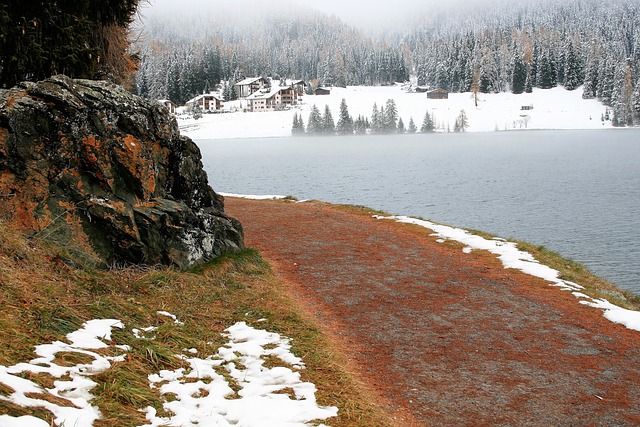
{"left": 158, "top": 99, "right": 177, "bottom": 114}
{"left": 246, "top": 83, "right": 300, "bottom": 112}
{"left": 186, "top": 93, "right": 223, "bottom": 112}
{"left": 427, "top": 88, "right": 449, "bottom": 99}
{"left": 314, "top": 87, "right": 331, "bottom": 95}
{"left": 234, "top": 77, "right": 270, "bottom": 98}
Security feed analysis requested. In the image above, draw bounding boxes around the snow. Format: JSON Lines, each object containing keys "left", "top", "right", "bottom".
{"left": 179, "top": 85, "right": 611, "bottom": 140}
{"left": 0, "top": 319, "right": 125, "bottom": 427}
{"left": 375, "top": 215, "right": 640, "bottom": 333}
{"left": 219, "top": 192, "right": 289, "bottom": 200}
{"left": 143, "top": 322, "right": 337, "bottom": 427}
{"left": 0, "top": 314, "right": 337, "bottom": 427}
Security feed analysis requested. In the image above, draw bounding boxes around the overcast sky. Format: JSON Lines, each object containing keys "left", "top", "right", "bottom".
{"left": 141, "top": 0, "right": 455, "bottom": 29}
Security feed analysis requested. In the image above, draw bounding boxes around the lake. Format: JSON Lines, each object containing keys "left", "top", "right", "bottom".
{"left": 196, "top": 130, "right": 640, "bottom": 296}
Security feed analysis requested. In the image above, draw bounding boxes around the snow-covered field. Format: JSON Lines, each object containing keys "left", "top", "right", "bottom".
{"left": 180, "top": 85, "right": 611, "bottom": 140}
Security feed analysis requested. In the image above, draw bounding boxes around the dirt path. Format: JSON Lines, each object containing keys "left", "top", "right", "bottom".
{"left": 225, "top": 198, "right": 640, "bottom": 426}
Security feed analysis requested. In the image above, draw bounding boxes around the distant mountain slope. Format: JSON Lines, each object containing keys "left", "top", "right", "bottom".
{"left": 134, "top": 0, "right": 639, "bottom": 126}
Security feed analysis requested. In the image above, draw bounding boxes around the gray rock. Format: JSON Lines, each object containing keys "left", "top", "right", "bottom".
{"left": 0, "top": 75, "right": 243, "bottom": 268}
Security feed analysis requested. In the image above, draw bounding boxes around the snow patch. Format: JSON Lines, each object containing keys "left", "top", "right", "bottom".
{"left": 375, "top": 215, "right": 640, "bottom": 332}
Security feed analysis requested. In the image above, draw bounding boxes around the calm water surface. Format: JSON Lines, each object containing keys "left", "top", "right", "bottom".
{"left": 197, "top": 130, "right": 640, "bottom": 295}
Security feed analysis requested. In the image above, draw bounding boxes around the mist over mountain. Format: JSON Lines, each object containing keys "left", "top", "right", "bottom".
{"left": 134, "top": 0, "right": 640, "bottom": 126}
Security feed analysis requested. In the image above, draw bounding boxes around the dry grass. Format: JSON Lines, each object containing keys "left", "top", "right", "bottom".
{"left": 0, "top": 220, "right": 391, "bottom": 426}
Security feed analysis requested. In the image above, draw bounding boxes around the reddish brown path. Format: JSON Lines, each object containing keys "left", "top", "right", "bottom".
{"left": 226, "top": 198, "right": 640, "bottom": 426}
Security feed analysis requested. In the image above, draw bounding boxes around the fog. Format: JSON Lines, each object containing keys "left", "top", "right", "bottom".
{"left": 140, "top": 0, "right": 468, "bottom": 29}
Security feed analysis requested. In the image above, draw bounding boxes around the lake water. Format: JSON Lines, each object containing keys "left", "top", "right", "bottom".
{"left": 196, "top": 130, "right": 640, "bottom": 296}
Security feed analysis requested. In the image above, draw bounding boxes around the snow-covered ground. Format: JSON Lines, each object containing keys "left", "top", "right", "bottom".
{"left": 0, "top": 314, "right": 337, "bottom": 427}
{"left": 180, "top": 85, "right": 611, "bottom": 140}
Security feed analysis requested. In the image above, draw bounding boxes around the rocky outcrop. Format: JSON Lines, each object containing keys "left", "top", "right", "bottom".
{"left": 0, "top": 75, "right": 243, "bottom": 268}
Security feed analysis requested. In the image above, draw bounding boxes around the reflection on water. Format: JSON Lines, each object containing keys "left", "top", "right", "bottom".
{"left": 197, "top": 130, "right": 640, "bottom": 295}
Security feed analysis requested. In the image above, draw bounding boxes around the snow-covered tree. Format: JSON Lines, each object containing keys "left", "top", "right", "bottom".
{"left": 407, "top": 117, "right": 417, "bottom": 133}
{"left": 421, "top": 110, "right": 435, "bottom": 133}
{"left": 397, "top": 117, "right": 405, "bottom": 134}
{"left": 292, "top": 112, "right": 305, "bottom": 135}
{"left": 336, "top": 99, "right": 354, "bottom": 135}
{"left": 307, "top": 105, "right": 323, "bottom": 135}
{"left": 454, "top": 109, "right": 469, "bottom": 132}
{"left": 382, "top": 99, "right": 398, "bottom": 133}
{"left": 322, "top": 105, "right": 335, "bottom": 135}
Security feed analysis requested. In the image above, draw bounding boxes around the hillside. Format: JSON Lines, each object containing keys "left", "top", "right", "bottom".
{"left": 134, "top": 0, "right": 640, "bottom": 127}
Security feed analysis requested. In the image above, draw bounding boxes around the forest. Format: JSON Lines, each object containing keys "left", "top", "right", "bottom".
{"left": 134, "top": 0, "right": 640, "bottom": 126}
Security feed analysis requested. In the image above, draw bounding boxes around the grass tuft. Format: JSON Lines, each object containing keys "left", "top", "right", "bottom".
{"left": 0, "top": 221, "right": 390, "bottom": 426}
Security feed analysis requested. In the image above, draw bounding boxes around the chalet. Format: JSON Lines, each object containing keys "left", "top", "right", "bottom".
{"left": 234, "top": 77, "right": 270, "bottom": 98}
{"left": 158, "top": 99, "right": 177, "bottom": 114}
{"left": 287, "top": 79, "right": 306, "bottom": 95}
{"left": 427, "top": 88, "right": 449, "bottom": 99}
{"left": 314, "top": 87, "right": 331, "bottom": 96}
{"left": 186, "top": 94, "right": 223, "bottom": 112}
{"left": 246, "top": 84, "right": 300, "bottom": 112}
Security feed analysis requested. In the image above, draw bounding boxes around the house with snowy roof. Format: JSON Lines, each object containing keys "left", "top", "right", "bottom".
{"left": 246, "top": 83, "right": 300, "bottom": 112}
{"left": 185, "top": 93, "right": 223, "bottom": 112}
{"left": 234, "top": 77, "right": 270, "bottom": 98}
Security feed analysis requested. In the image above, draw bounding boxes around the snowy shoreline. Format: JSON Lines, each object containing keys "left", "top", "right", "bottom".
{"left": 179, "top": 85, "right": 621, "bottom": 140}
{"left": 223, "top": 194, "right": 640, "bottom": 333}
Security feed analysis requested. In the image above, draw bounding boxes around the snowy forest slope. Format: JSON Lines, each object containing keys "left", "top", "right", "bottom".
{"left": 134, "top": 0, "right": 640, "bottom": 126}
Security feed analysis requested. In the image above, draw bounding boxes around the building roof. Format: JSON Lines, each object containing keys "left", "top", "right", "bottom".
{"left": 234, "top": 77, "right": 267, "bottom": 86}
{"left": 185, "top": 93, "right": 222, "bottom": 105}
{"left": 246, "top": 85, "right": 292, "bottom": 101}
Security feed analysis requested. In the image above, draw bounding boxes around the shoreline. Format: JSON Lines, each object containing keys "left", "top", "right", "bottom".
{"left": 222, "top": 193, "right": 640, "bottom": 332}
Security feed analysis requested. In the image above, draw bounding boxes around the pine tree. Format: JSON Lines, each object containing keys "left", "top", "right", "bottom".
{"left": 383, "top": 99, "right": 398, "bottom": 133}
{"left": 397, "top": 117, "right": 405, "bottom": 134}
{"left": 354, "top": 115, "right": 368, "bottom": 135}
{"left": 370, "top": 103, "right": 381, "bottom": 134}
{"left": 307, "top": 105, "right": 323, "bottom": 135}
{"left": 511, "top": 54, "right": 527, "bottom": 94}
{"left": 408, "top": 117, "right": 417, "bottom": 133}
{"left": 322, "top": 105, "right": 335, "bottom": 135}
{"left": 192, "top": 102, "right": 203, "bottom": 120}
{"left": 292, "top": 113, "right": 305, "bottom": 135}
{"left": 0, "top": 0, "right": 143, "bottom": 88}
{"left": 563, "top": 40, "right": 584, "bottom": 91}
{"left": 421, "top": 111, "right": 435, "bottom": 133}
{"left": 336, "top": 99, "right": 354, "bottom": 135}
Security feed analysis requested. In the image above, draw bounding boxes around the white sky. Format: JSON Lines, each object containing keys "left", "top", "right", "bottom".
{"left": 141, "top": 0, "right": 456, "bottom": 29}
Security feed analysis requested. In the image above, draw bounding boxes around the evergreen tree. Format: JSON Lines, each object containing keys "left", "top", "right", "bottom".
{"left": 408, "top": 117, "right": 417, "bottom": 133}
{"left": 454, "top": 109, "right": 469, "bottom": 132}
{"left": 633, "top": 77, "right": 640, "bottom": 124}
{"left": 563, "top": 40, "right": 584, "bottom": 91}
{"left": 537, "top": 50, "right": 557, "bottom": 89}
{"left": 397, "top": 117, "right": 405, "bottom": 134}
{"left": 0, "top": 0, "right": 142, "bottom": 88}
{"left": 322, "top": 105, "right": 335, "bottom": 135}
{"left": 383, "top": 99, "right": 398, "bottom": 133}
{"left": 421, "top": 110, "right": 435, "bottom": 132}
{"left": 370, "top": 103, "right": 381, "bottom": 134}
{"left": 336, "top": 98, "right": 354, "bottom": 135}
{"left": 192, "top": 102, "right": 203, "bottom": 120}
{"left": 307, "top": 105, "right": 323, "bottom": 135}
{"left": 292, "top": 112, "right": 305, "bottom": 135}
{"left": 354, "top": 115, "right": 368, "bottom": 135}
{"left": 511, "top": 54, "right": 527, "bottom": 94}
